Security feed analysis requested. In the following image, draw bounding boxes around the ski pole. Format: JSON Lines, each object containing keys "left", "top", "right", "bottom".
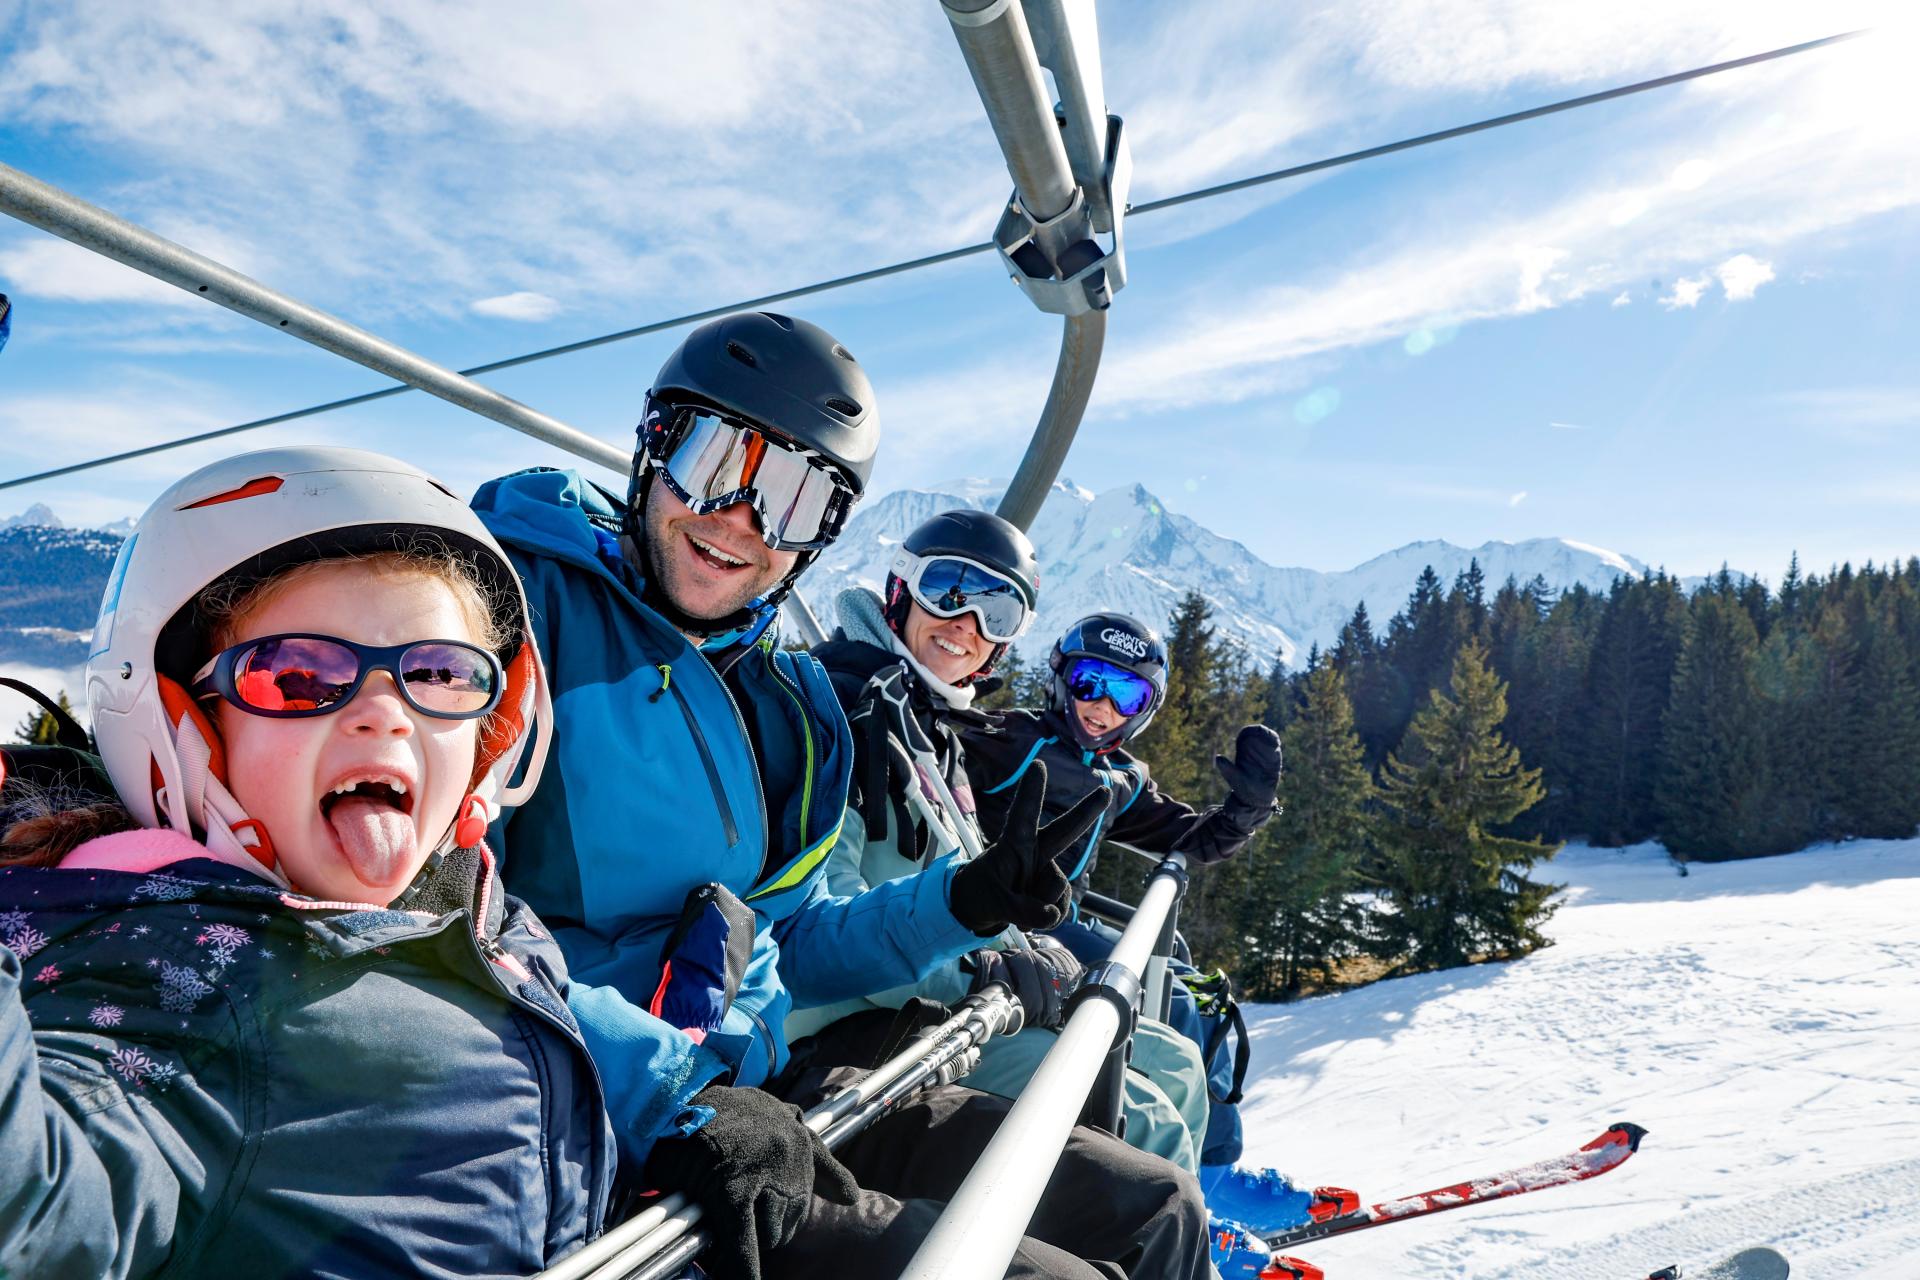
{"left": 535, "top": 985, "right": 1021, "bottom": 1280}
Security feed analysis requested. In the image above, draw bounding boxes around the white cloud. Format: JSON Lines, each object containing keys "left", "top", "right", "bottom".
{"left": 1515, "top": 246, "right": 1569, "bottom": 312}
{"left": 0, "top": 0, "right": 1889, "bottom": 333}
{"left": 1339, "top": 0, "right": 1881, "bottom": 95}
{"left": 887, "top": 15, "right": 1919, "bottom": 436}
{"left": 1669, "top": 159, "right": 1712, "bottom": 192}
{"left": 1779, "top": 387, "right": 1920, "bottom": 429}
{"left": 1509, "top": 490, "right": 1529, "bottom": 507}
{"left": 1609, "top": 195, "right": 1650, "bottom": 227}
{"left": 0, "top": 238, "right": 195, "bottom": 306}
{"left": 1661, "top": 274, "right": 1712, "bottom": 309}
{"left": 1379, "top": 478, "right": 1517, "bottom": 505}
{"left": 472, "top": 291, "right": 563, "bottom": 322}
{"left": 1716, "top": 253, "right": 1775, "bottom": 301}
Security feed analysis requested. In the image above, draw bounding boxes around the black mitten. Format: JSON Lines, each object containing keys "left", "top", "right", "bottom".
{"left": 1215, "top": 724, "right": 1282, "bottom": 814}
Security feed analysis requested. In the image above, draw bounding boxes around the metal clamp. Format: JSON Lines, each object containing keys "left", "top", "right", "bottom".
{"left": 1067, "top": 959, "right": 1141, "bottom": 1051}
{"left": 990, "top": 114, "right": 1130, "bottom": 316}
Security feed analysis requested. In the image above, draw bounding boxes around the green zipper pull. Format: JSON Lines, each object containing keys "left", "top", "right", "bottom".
{"left": 648, "top": 663, "right": 673, "bottom": 703}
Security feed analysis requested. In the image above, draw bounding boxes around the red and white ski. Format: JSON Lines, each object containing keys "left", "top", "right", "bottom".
{"left": 1261, "top": 1121, "right": 1649, "bottom": 1250}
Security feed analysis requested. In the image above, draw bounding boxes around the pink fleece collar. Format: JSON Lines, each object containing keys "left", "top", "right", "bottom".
{"left": 61, "top": 827, "right": 274, "bottom": 882}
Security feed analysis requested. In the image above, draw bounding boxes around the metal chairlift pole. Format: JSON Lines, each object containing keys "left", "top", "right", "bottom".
{"left": 0, "top": 160, "right": 852, "bottom": 635}
{"left": 531, "top": 985, "right": 1023, "bottom": 1280}
{"left": 0, "top": 162, "right": 627, "bottom": 476}
{"left": 940, "top": 0, "right": 1128, "bottom": 534}
{"left": 901, "top": 854, "right": 1189, "bottom": 1280}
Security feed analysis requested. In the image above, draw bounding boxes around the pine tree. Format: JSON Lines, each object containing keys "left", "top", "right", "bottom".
{"left": 1098, "top": 591, "right": 1257, "bottom": 974}
{"left": 1656, "top": 591, "right": 1775, "bottom": 857}
{"left": 1372, "top": 642, "right": 1562, "bottom": 970}
{"left": 1496, "top": 581, "right": 1597, "bottom": 838}
{"left": 1444, "top": 559, "right": 1490, "bottom": 655}
{"left": 1238, "top": 664, "right": 1375, "bottom": 997}
{"left": 1838, "top": 594, "right": 1920, "bottom": 838}
{"left": 1387, "top": 565, "right": 1452, "bottom": 704}
{"left": 1331, "top": 601, "right": 1406, "bottom": 766}
{"left": 11, "top": 690, "right": 77, "bottom": 745}
{"left": 1575, "top": 575, "right": 1686, "bottom": 845}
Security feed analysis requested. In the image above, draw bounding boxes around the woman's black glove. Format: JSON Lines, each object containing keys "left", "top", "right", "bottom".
{"left": 641, "top": 1084, "right": 860, "bottom": 1280}
{"left": 948, "top": 764, "right": 1105, "bottom": 936}
{"left": 964, "top": 936, "right": 1084, "bottom": 1030}
{"left": 1215, "top": 724, "right": 1283, "bottom": 814}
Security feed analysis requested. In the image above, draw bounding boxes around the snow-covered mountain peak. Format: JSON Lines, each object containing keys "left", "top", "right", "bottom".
{"left": 0, "top": 502, "right": 63, "bottom": 532}
{"left": 805, "top": 481, "right": 1654, "bottom": 668}
{"left": 0, "top": 504, "right": 137, "bottom": 536}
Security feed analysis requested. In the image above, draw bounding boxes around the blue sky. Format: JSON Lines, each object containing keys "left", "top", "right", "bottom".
{"left": 1, "top": 0, "right": 1915, "bottom": 582}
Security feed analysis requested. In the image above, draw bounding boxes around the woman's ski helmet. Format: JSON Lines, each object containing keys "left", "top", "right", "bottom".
{"left": 884, "top": 508, "right": 1040, "bottom": 683}
{"left": 1047, "top": 611, "right": 1169, "bottom": 752}
{"left": 85, "top": 446, "right": 550, "bottom": 881}
{"left": 629, "top": 311, "right": 880, "bottom": 635}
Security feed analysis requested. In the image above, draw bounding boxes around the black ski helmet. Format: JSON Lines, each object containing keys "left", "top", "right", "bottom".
{"left": 644, "top": 310, "right": 877, "bottom": 493}
{"left": 627, "top": 311, "right": 880, "bottom": 634}
{"left": 884, "top": 508, "right": 1040, "bottom": 684}
{"left": 1048, "top": 611, "right": 1169, "bottom": 751}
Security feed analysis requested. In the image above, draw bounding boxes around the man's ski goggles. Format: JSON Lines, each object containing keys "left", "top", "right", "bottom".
{"left": 1066, "top": 656, "right": 1156, "bottom": 717}
{"left": 645, "top": 406, "right": 854, "bottom": 552}
{"left": 895, "top": 553, "right": 1031, "bottom": 643}
{"left": 193, "top": 634, "right": 503, "bottom": 720}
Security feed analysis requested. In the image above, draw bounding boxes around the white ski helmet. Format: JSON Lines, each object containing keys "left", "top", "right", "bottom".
{"left": 84, "top": 446, "right": 549, "bottom": 882}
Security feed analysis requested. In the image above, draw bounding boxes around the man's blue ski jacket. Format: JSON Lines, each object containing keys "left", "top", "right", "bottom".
{"left": 473, "top": 468, "right": 980, "bottom": 1166}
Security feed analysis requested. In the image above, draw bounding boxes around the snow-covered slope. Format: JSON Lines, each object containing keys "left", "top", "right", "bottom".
{"left": 1237, "top": 840, "right": 1920, "bottom": 1277}
{"left": 804, "top": 480, "right": 1652, "bottom": 667}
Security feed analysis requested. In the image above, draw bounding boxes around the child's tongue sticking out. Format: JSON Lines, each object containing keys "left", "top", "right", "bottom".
{"left": 325, "top": 791, "right": 417, "bottom": 889}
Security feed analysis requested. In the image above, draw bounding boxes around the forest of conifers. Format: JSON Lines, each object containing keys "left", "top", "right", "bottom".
{"left": 984, "top": 555, "right": 1920, "bottom": 999}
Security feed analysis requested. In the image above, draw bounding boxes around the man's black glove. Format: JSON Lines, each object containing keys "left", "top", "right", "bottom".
{"left": 964, "top": 936, "right": 1084, "bottom": 1031}
{"left": 641, "top": 1084, "right": 860, "bottom": 1280}
{"left": 948, "top": 764, "right": 1104, "bottom": 936}
{"left": 1215, "top": 723, "right": 1282, "bottom": 814}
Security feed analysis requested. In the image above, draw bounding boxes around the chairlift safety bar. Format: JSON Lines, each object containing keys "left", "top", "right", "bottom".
{"left": 900, "top": 852, "right": 1189, "bottom": 1280}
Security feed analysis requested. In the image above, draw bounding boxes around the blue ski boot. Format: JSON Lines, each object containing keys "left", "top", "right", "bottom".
{"left": 1208, "top": 1216, "right": 1274, "bottom": 1279}
{"left": 1199, "top": 1164, "right": 1316, "bottom": 1237}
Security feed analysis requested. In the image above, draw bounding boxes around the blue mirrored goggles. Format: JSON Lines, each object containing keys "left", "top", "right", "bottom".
{"left": 901, "top": 554, "right": 1031, "bottom": 643}
{"left": 192, "top": 633, "right": 503, "bottom": 720}
{"left": 1066, "top": 656, "right": 1156, "bottom": 717}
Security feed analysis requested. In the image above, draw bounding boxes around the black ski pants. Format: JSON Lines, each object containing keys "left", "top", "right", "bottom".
{"left": 769, "top": 1018, "right": 1211, "bottom": 1280}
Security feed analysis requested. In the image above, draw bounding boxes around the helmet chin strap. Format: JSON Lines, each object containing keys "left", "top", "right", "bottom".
{"left": 1048, "top": 677, "right": 1131, "bottom": 755}
{"left": 164, "top": 709, "right": 293, "bottom": 888}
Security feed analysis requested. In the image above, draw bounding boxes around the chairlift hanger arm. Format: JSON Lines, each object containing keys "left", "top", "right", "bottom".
{"left": 0, "top": 27, "right": 1872, "bottom": 495}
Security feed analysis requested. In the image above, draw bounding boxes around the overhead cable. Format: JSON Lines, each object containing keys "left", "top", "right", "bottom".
{"left": 0, "top": 27, "right": 1870, "bottom": 494}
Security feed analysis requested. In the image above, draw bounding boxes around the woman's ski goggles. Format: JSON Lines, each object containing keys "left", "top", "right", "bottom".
{"left": 895, "top": 552, "right": 1031, "bottom": 643}
{"left": 1065, "top": 656, "right": 1157, "bottom": 717}
{"left": 192, "top": 633, "right": 503, "bottom": 720}
{"left": 644, "top": 405, "right": 854, "bottom": 552}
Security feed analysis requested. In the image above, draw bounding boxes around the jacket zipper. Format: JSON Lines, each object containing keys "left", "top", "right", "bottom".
{"left": 663, "top": 672, "right": 741, "bottom": 848}
{"left": 469, "top": 928, "right": 615, "bottom": 1228}
{"left": 761, "top": 646, "right": 818, "bottom": 850}
{"left": 707, "top": 651, "right": 771, "bottom": 876}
